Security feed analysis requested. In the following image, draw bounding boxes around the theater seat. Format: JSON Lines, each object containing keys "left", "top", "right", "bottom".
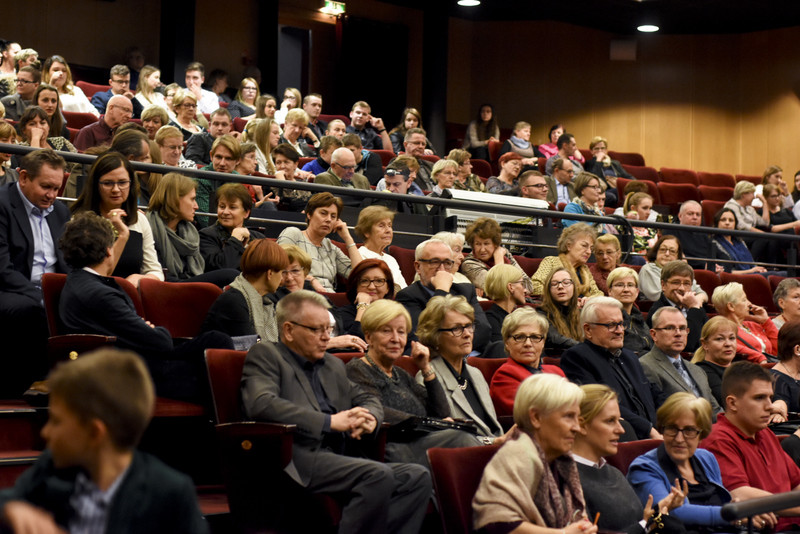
{"left": 466, "top": 356, "right": 507, "bottom": 385}
{"left": 419, "top": 154, "right": 440, "bottom": 165}
{"left": 621, "top": 164, "right": 659, "bottom": 182}
{"left": 62, "top": 111, "right": 98, "bottom": 129}
{"left": 427, "top": 444, "right": 502, "bottom": 534}
{"left": 138, "top": 279, "right": 222, "bottom": 338}
{"left": 318, "top": 113, "right": 349, "bottom": 126}
{"left": 719, "top": 272, "right": 777, "bottom": 313}
{"left": 698, "top": 185, "right": 734, "bottom": 202}
{"left": 698, "top": 171, "right": 735, "bottom": 188}
{"left": 659, "top": 167, "right": 699, "bottom": 186}
{"left": 386, "top": 245, "right": 416, "bottom": 285}
{"left": 232, "top": 117, "right": 248, "bottom": 133}
{"left": 367, "top": 149, "right": 395, "bottom": 167}
{"left": 322, "top": 292, "right": 349, "bottom": 308}
{"left": 617, "top": 178, "right": 660, "bottom": 205}
{"left": 75, "top": 80, "right": 110, "bottom": 99}
{"left": 735, "top": 174, "right": 761, "bottom": 186}
{"left": 693, "top": 269, "right": 721, "bottom": 297}
{"left": 606, "top": 439, "right": 661, "bottom": 475}
{"left": 701, "top": 200, "right": 726, "bottom": 226}
{"left": 769, "top": 275, "right": 787, "bottom": 294}
{"left": 609, "top": 151, "right": 645, "bottom": 167}
{"left": 470, "top": 159, "right": 492, "bottom": 180}
{"left": 657, "top": 182, "right": 700, "bottom": 214}
{"left": 512, "top": 255, "right": 542, "bottom": 277}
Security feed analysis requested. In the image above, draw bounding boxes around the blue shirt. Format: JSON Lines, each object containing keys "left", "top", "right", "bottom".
{"left": 16, "top": 182, "right": 56, "bottom": 288}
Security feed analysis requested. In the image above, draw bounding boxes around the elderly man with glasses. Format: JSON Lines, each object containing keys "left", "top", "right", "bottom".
{"left": 0, "top": 66, "right": 40, "bottom": 120}
{"left": 561, "top": 296, "right": 666, "bottom": 440}
{"left": 74, "top": 95, "right": 133, "bottom": 151}
{"left": 646, "top": 260, "right": 709, "bottom": 352}
{"left": 313, "top": 147, "right": 371, "bottom": 207}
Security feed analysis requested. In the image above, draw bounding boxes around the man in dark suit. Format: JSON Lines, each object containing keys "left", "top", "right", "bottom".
{"left": 561, "top": 296, "right": 664, "bottom": 440}
{"left": 545, "top": 157, "right": 576, "bottom": 206}
{"left": 663, "top": 200, "right": 715, "bottom": 270}
{"left": 0, "top": 348, "right": 209, "bottom": 533}
{"left": 646, "top": 260, "right": 709, "bottom": 352}
{"left": 0, "top": 148, "right": 70, "bottom": 394}
{"left": 241, "top": 290, "right": 431, "bottom": 534}
{"left": 640, "top": 306, "right": 722, "bottom": 417}
{"left": 395, "top": 238, "right": 492, "bottom": 353}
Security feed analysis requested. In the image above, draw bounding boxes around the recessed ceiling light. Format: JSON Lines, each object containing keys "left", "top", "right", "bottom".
{"left": 637, "top": 24, "right": 659, "bottom": 32}
{"left": 320, "top": 0, "right": 345, "bottom": 15}
{"left": 458, "top": 0, "right": 481, "bottom": 6}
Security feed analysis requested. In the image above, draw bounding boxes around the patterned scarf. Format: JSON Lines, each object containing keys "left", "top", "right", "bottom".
{"left": 531, "top": 437, "right": 585, "bottom": 528}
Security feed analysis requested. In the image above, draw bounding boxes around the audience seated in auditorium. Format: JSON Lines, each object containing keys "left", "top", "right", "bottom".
{"left": 0, "top": 41, "right": 20, "bottom": 94}
{"left": 712, "top": 208, "right": 773, "bottom": 275}
{"left": 280, "top": 108, "right": 317, "bottom": 157}
{"left": 446, "top": 148, "right": 486, "bottom": 192}
{"left": 701, "top": 362, "right": 800, "bottom": 531}
{"left": 185, "top": 108, "right": 235, "bottom": 166}
{"left": 90, "top": 64, "right": 144, "bottom": 118}
{"left": 325, "top": 118, "right": 347, "bottom": 140}
{"left": 125, "top": 45, "right": 145, "bottom": 88}
{"left": 376, "top": 154, "right": 423, "bottom": 195}
{"left": 431, "top": 231, "right": 471, "bottom": 284}
{"left": 336, "top": 258, "right": 395, "bottom": 340}
{"left": 74, "top": 95, "right": 133, "bottom": 151}
{"left": 689, "top": 316, "right": 737, "bottom": 407}
{"left": 346, "top": 100, "right": 392, "bottom": 150}
{"left": 562, "top": 172, "right": 606, "bottom": 231}
{"left": 614, "top": 181, "right": 659, "bottom": 220}
{"left": 486, "top": 152, "right": 522, "bottom": 194}
{"left": 251, "top": 117, "right": 279, "bottom": 174}
{"left": 135, "top": 65, "right": 167, "bottom": 110}
{"left": 588, "top": 234, "right": 620, "bottom": 294}
{"left": 33, "top": 84, "right": 69, "bottom": 139}
{"left": 168, "top": 90, "right": 205, "bottom": 142}
{"left": 205, "top": 69, "right": 229, "bottom": 104}
{"left": 499, "top": 121, "right": 543, "bottom": 171}
{"left": 388, "top": 107, "right": 435, "bottom": 155}
{"left": 241, "top": 290, "right": 432, "bottom": 533}
{"left": 530, "top": 223, "right": 603, "bottom": 299}
{"left": 639, "top": 236, "right": 708, "bottom": 302}
{"left": 545, "top": 132, "right": 585, "bottom": 176}
{"left": 483, "top": 264, "right": 528, "bottom": 343}
{"left": 342, "top": 133, "right": 383, "bottom": 185}
{"left": 584, "top": 136, "right": 632, "bottom": 206}
{"left": 574, "top": 385, "right": 684, "bottom": 532}
{"left": 537, "top": 268, "right": 582, "bottom": 355}
{"left": 473, "top": 374, "right": 595, "bottom": 533}
{"left": 140, "top": 105, "right": 168, "bottom": 140}
{"left": 770, "top": 321, "right": 800, "bottom": 417}
{"left": 461, "top": 217, "right": 533, "bottom": 296}
{"left": 41, "top": 55, "right": 99, "bottom": 117}
{"left": 773, "top": 278, "right": 800, "bottom": 330}
{"left": 395, "top": 127, "right": 435, "bottom": 189}
{"left": 416, "top": 294, "right": 503, "bottom": 439}
{"left": 561, "top": 297, "right": 664, "bottom": 440}
{"left": 641, "top": 307, "right": 722, "bottom": 416}
{"left": 663, "top": 200, "right": 715, "bottom": 270}
{"left": 199, "top": 183, "right": 265, "bottom": 272}
{"left": 227, "top": 77, "right": 259, "bottom": 120}
{"left": 606, "top": 267, "right": 653, "bottom": 357}
{"left": 71, "top": 150, "right": 163, "bottom": 286}
{"left": 763, "top": 182, "right": 800, "bottom": 244}
{"left": 396, "top": 239, "right": 492, "bottom": 352}
{"left": 537, "top": 124, "right": 563, "bottom": 160}
{"left": 195, "top": 134, "right": 240, "bottom": 227}
{"left": 0, "top": 149, "right": 69, "bottom": 395}
{"left": 490, "top": 308, "right": 565, "bottom": 416}
{"left": 272, "top": 142, "right": 312, "bottom": 211}
{"left": 184, "top": 61, "right": 219, "bottom": 115}
{"left": 17, "top": 106, "right": 77, "bottom": 155}
{"left": 276, "top": 192, "right": 363, "bottom": 292}
{"left": 0, "top": 65, "right": 39, "bottom": 120}
{"left": 235, "top": 142, "right": 278, "bottom": 213}
{"left": 627, "top": 393, "right": 731, "bottom": 531}
{"left": 355, "top": 205, "right": 407, "bottom": 292}
{"left": 462, "top": 104, "right": 498, "bottom": 162}
{"left": 155, "top": 125, "right": 195, "bottom": 169}
{"left": 346, "top": 300, "right": 481, "bottom": 466}
{"left": 711, "top": 282, "right": 777, "bottom": 365}
{"left": 277, "top": 244, "right": 321, "bottom": 293}
{"left": 373, "top": 166, "right": 428, "bottom": 216}
{"left": 58, "top": 212, "right": 233, "bottom": 401}
{"left": 752, "top": 165, "right": 793, "bottom": 210}
{"left": 0, "top": 348, "right": 210, "bottom": 534}
{"left": 301, "top": 135, "right": 342, "bottom": 176}
{"left": 273, "top": 87, "right": 301, "bottom": 126}
{"left": 303, "top": 93, "right": 326, "bottom": 141}
{"left": 620, "top": 192, "right": 657, "bottom": 259}
{"left": 313, "top": 146, "right": 370, "bottom": 207}
{"left": 517, "top": 170, "right": 549, "bottom": 201}
{"left": 0, "top": 120, "right": 18, "bottom": 185}
{"left": 427, "top": 159, "right": 459, "bottom": 198}
{"left": 202, "top": 239, "right": 287, "bottom": 343}
{"left": 254, "top": 93, "right": 277, "bottom": 121}
{"left": 545, "top": 157, "right": 576, "bottom": 206}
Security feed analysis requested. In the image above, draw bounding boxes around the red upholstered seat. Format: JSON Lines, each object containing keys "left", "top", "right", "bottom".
{"left": 75, "top": 80, "right": 110, "bottom": 99}
{"left": 609, "top": 151, "right": 645, "bottom": 166}
{"left": 512, "top": 255, "right": 542, "bottom": 277}
{"left": 318, "top": 113, "right": 349, "bottom": 126}
{"left": 693, "top": 269, "right": 721, "bottom": 297}
{"left": 735, "top": 174, "right": 761, "bottom": 186}
{"left": 769, "top": 275, "right": 787, "bottom": 293}
{"left": 698, "top": 171, "right": 735, "bottom": 188}
{"left": 659, "top": 167, "right": 699, "bottom": 186}
{"left": 387, "top": 245, "right": 416, "bottom": 285}
{"left": 427, "top": 444, "right": 502, "bottom": 534}
{"left": 298, "top": 157, "right": 314, "bottom": 168}
{"left": 466, "top": 356, "right": 507, "bottom": 385}
{"left": 232, "top": 117, "right": 248, "bottom": 133}
{"left": 470, "top": 159, "right": 492, "bottom": 179}
{"left": 617, "top": 178, "right": 660, "bottom": 205}
{"left": 719, "top": 272, "right": 777, "bottom": 313}
{"left": 578, "top": 148, "right": 593, "bottom": 162}
{"left": 138, "top": 279, "right": 222, "bottom": 338}
{"left": 322, "top": 292, "right": 349, "bottom": 307}
{"left": 701, "top": 200, "right": 726, "bottom": 226}
{"left": 657, "top": 182, "right": 700, "bottom": 214}
{"left": 698, "top": 185, "right": 734, "bottom": 202}
{"left": 419, "top": 154, "right": 440, "bottom": 164}
{"left": 621, "top": 164, "right": 659, "bottom": 182}
{"left": 62, "top": 111, "right": 98, "bottom": 129}
{"left": 367, "top": 149, "right": 396, "bottom": 167}
{"left": 606, "top": 439, "right": 661, "bottom": 475}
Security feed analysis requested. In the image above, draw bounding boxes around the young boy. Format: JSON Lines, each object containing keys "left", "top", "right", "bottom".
{"left": 0, "top": 349, "right": 209, "bottom": 534}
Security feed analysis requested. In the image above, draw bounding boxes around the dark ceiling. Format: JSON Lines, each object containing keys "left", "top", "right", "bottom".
{"left": 381, "top": 0, "right": 800, "bottom": 35}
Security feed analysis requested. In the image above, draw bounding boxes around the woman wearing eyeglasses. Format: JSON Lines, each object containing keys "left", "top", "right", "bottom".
{"left": 227, "top": 77, "right": 260, "bottom": 120}
{"left": 562, "top": 172, "right": 606, "bottom": 231}
{"left": 607, "top": 267, "right": 653, "bottom": 357}
{"left": 354, "top": 206, "right": 407, "bottom": 292}
{"left": 169, "top": 90, "right": 205, "bottom": 142}
{"left": 72, "top": 152, "right": 164, "bottom": 287}
{"left": 537, "top": 268, "right": 582, "bottom": 355}
{"left": 417, "top": 294, "right": 504, "bottom": 439}
{"left": 530, "top": 223, "right": 603, "bottom": 299}
{"left": 639, "top": 235, "right": 707, "bottom": 302}
{"left": 490, "top": 308, "right": 565, "bottom": 416}
{"left": 336, "top": 259, "right": 395, "bottom": 340}
{"left": 627, "top": 393, "right": 737, "bottom": 531}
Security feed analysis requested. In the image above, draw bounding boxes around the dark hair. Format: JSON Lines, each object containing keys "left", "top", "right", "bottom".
{"left": 20, "top": 148, "right": 65, "bottom": 178}
{"left": 389, "top": 107, "right": 424, "bottom": 137}
{"left": 72, "top": 152, "right": 139, "bottom": 225}
{"left": 465, "top": 217, "right": 502, "bottom": 248}
{"left": 305, "top": 192, "right": 343, "bottom": 222}
{"left": 272, "top": 143, "right": 299, "bottom": 163}
{"left": 475, "top": 103, "right": 497, "bottom": 142}
{"left": 556, "top": 133, "right": 574, "bottom": 150}
{"left": 319, "top": 135, "right": 343, "bottom": 153}
{"left": 59, "top": 211, "right": 115, "bottom": 268}
{"left": 185, "top": 61, "right": 205, "bottom": 75}
{"left": 240, "top": 239, "right": 289, "bottom": 281}
{"left": 778, "top": 321, "right": 800, "bottom": 363}
{"left": 548, "top": 124, "right": 563, "bottom": 139}
{"left": 660, "top": 260, "right": 694, "bottom": 283}
{"left": 32, "top": 84, "right": 64, "bottom": 138}
{"left": 646, "top": 234, "right": 684, "bottom": 263}
{"left": 17, "top": 106, "right": 49, "bottom": 142}
{"left": 721, "top": 361, "right": 774, "bottom": 409}
{"left": 714, "top": 207, "right": 738, "bottom": 228}
{"left": 540, "top": 267, "right": 583, "bottom": 342}
{"left": 18, "top": 65, "right": 41, "bottom": 84}
{"left": 341, "top": 133, "right": 362, "bottom": 148}
{"left": 215, "top": 182, "right": 253, "bottom": 213}
{"left": 345, "top": 258, "right": 395, "bottom": 303}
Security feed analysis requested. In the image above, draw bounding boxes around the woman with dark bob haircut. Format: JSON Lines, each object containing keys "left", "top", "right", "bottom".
{"left": 336, "top": 258, "right": 395, "bottom": 340}
{"left": 16, "top": 105, "right": 76, "bottom": 154}
{"left": 72, "top": 151, "right": 164, "bottom": 286}
{"left": 771, "top": 321, "right": 800, "bottom": 414}
{"left": 276, "top": 192, "right": 363, "bottom": 292}
{"left": 202, "top": 239, "right": 289, "bottom": 343}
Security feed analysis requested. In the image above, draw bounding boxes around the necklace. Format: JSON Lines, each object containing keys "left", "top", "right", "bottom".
{"left": 364, "top": 353, "right": 399, "bottom": 383}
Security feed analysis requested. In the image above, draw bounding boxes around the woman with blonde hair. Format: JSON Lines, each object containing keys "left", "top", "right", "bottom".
{"left": 135, "top": 65, "right": 166, "bottom": 109}
{"left": 484, "top": 264, "right": 528, "bottom": 342}
{"left": 712, "top": 282, "right": 777, "bottom": 364}
{"left": 621, "top": 192, "right": 657, "bottom": 257}
{"left": 531, "top": 223, "right": 603, "bottom": 298}
{"left": 354, "top": 205, "right": 407, "bottom": 291}
{"left": 537, "top": 268, "right": 582, "bottom": 354}
{"left": 584, "top": 136, "right": 632, "bottom": 206}
{"left": 42, "top": 55, "right": 98, "bottom": 116}
{"left": 753, "top": 164, "right": 792, "bottom": 209}
{"left": 168, "top": 90, "right": 205, "bottom": 141}
{"left": 446, "top": 148, "right": 486, "bottom": 192}
{"left": 253, "top": 117, "right": 281, "bottom": 174}
{"left": 228, "top": 77, "right": 260, "bottom": 120}
{"left": 499, "top": 120, "right": 544, "bottom": 169}
{"left": 274, "top": 87, "right": 301, "bottom": 125}
{"left": 589, "top": 234, "right": 622, "bottom": 294}
{"left": 427, "top": 159, "right": 460, "bottom": 197}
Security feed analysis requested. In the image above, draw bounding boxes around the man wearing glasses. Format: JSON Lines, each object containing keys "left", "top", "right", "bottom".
{"left": 90, "top": 64, "right": 144, "bottom": 118}
{"left": 545, "top": 157, "right": 576, "bottom": 206}
{"left": 561, "top": 296, "right": 664, "bottom": 440}
{"left": 0, "top": 66, "right": 39, "bottom": 120}
{"left": 242, "top": 290, "right": 431, "bottom": 534}
{"left": 313, "top": 147, "right": 371, "bottom": 207}
{"left": 640, "top": 307, "right": 722, "bottom": 417}
{"left": 396, "top": 239, "right": 491, "bottom": 353}
{"left": 74, "top": 95, "right": 133, "bottom": 152}
{"left": 646, "top": 260, "right": 709, "bottom": 352}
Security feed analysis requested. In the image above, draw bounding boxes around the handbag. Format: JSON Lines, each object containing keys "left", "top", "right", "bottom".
{"left": 387, "top": 416, "right": 479, "bottom": 442}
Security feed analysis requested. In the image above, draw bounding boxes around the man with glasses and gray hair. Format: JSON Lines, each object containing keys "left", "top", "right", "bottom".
{"left": 640, "top": 306, "right": 722, "bottom": 417}
{"left": 396, "top": 239, "right": 491, "bottom": 352}
{"left": 561, "top": 296, "right": 664, "bottom": 440}
{"left": 314, "top": 147, "right": 371, "bottom": 207}
{"left": 646, "top": 260, "right": 709, "bottom": 352}
{"left": 241, "top": 289, "right": 431, "bottom": 534}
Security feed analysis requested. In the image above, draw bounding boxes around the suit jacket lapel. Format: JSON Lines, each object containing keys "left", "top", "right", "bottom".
{"left": 655, "top": 354, "right": 690, "bottom": 392}
{"left": 9, "top": 186, "right": 34, "bottom": 264}
{"left": 277, "top": 344, "right": 322, "bottom": 411}
{"left": 434, "top": 358, "right": 486, "bottom": 432}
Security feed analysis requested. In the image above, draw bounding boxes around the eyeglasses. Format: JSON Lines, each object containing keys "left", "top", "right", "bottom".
{"left": 358, "top": 278, "right": 386, "bottom": 288}
{"left": 587, "top": 184, "right": 603, "bottom": 190}
{"left": 181, "top": 103, "right": 197, "bottom": 109}
{"left": 334, "top": 162, "right": 355, "bottom": 171}
{"left": 110, "top": 78, "right": 130, "bottom": 85}
{"left": 653, "top": 325, "right": 690, "bottom": 333}
{"left": 666, "top": 279, "right": 692, "bottom": 288}
{"left": 591, "top": 146, "right": 607, "bottom": 151}
{"left": 550, "top": 279, "right": 574, "bottom": 288}
{"left": 98, "top": 180, "right": 131, "bottom": 190}
{"left": 289, "top": 321, "right": 333, "bottom": 336}
{"left": 438, "top": 323, "right": 475, "bottom": 337}
{"left": 281, "top": 268, "right": 304, "bottom": 277}
{"left": 14, "top": 79, "right": 36, "bottom": 85}
{"left": 242, "top": 86, "right": 257, "bottom": 91}
{"left": 418, "top": 258, "right": 455, "bottom": 269}
{"left": 659, "top": 247, "right": 679, "bottom": 255}
{"left": 510, "top": 333, "right": 545, "bottom": 343}
{"left": 588, "top": 321, "right": 625, "bottom": 331}
{"left": 523, "top": 183, "right": 548, "bottom": 189}
{"left": 662, "top": 425, "right": 700, "bottom": 439}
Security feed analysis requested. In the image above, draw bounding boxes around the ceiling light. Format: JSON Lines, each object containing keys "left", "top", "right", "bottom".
{"left": 320, "top": 1, "right": 345, "bottom": 15}
{"left": 637, "top": 24, "right": 659, "bottom": 32}
{"left": 457, "top": 0, "right": 481, "bottom": 6}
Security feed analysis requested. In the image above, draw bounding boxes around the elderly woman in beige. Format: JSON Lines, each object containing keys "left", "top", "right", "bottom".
{"left": 530, "top": 223, "right": 603, "bottom": 299}
{"left": 460, "top": 217, "right": 533, "bottom": 297}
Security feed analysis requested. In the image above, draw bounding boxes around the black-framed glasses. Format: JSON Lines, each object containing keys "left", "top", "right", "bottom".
{"left": 662, "top": 425, "right": 700, "bottom": 439}
{"left": 550, "top": 279, "right": 574, "bottom": 288}
{"left": 438, "top": 323, "right": 475, "bottom": 337}
{"left": 14, "top": 79, "right": 36, "bottom": 85}
{"left": 334, "top": 162, "right": 355, "bottom": 171}
{"left": 524, "top": 183, "right": 548, "bottom": 189}
{"left": 653, "top": 326, "right": 690, "bottom": 333}
{"left": 510, "top": 333, "right": 545, "bottom": 343}
{"left": 358, "top": 278, "right": 386, "bottom": 288}
{"left": 418, "top": 258, "right": 454, "bottom": 269}
{"left": 110, "top": 78, "right": 130, "bottom": 85}
{"left": 98, "top": 180, "right": 131, "bottom": 190}
{"left": 588, "top": 321, "right": 625, "bottom": 331}
{"left": 289, "top": 321, "right": 333, "bottom": 336}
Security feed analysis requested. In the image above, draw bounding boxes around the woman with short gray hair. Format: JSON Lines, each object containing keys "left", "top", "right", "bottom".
{"left": 774, "top": 278, "right": 800, "bottom": 329}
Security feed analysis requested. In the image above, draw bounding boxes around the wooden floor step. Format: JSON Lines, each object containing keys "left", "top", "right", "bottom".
{"left": 0, "top": 402, "right": 46, "bottom": 453}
